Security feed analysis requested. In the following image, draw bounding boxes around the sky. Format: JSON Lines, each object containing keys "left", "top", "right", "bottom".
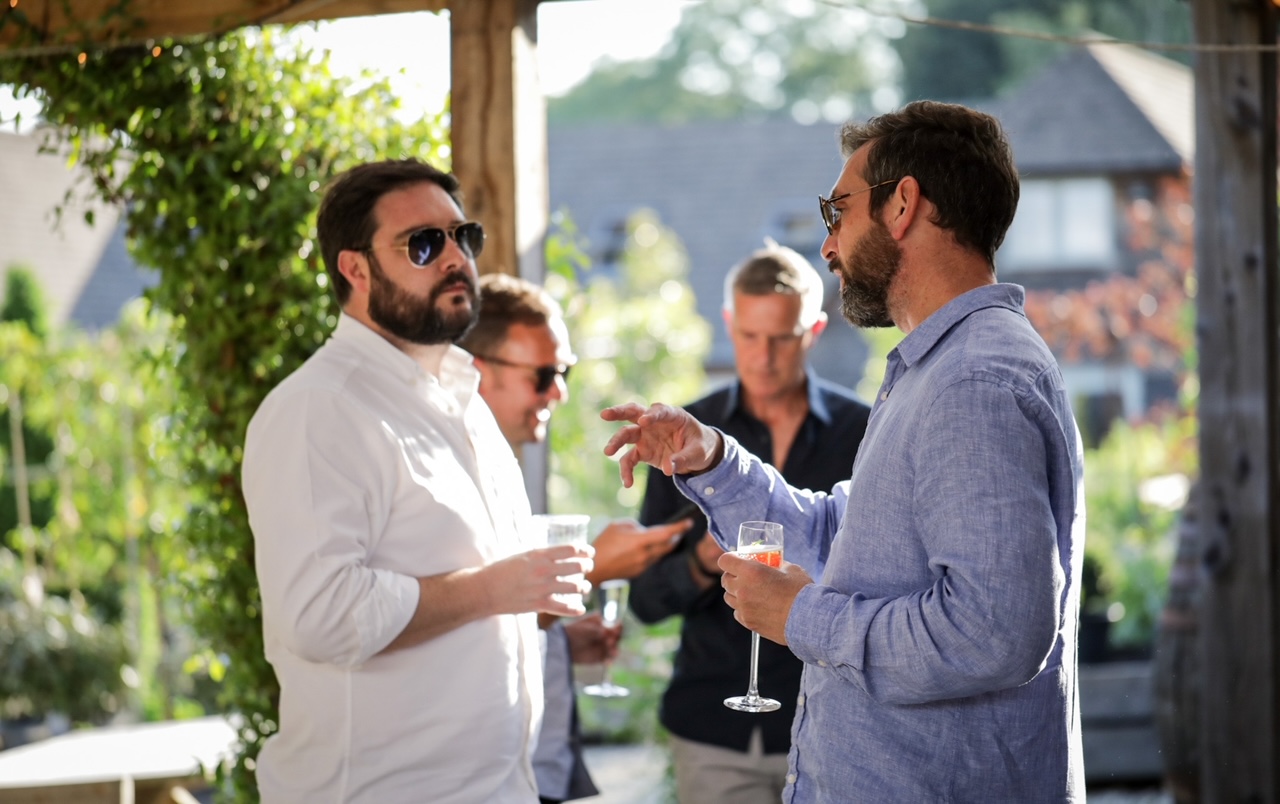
{"left": 307, "top": 0, "right": 694, "bottom": 106}
{"left": 1, "top": 0, "right": 693, "bottom": 130}
{"left": 1, "top": 0, "right": 918, "bottom": 129}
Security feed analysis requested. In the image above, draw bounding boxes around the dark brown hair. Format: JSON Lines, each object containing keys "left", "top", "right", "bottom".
{"left": 316, "top": 159, "right": 463, "bottom": 305}
{"left": 840, "top": 101, "right": 1019, "bottom": 265}
{"left": 458, "top": 273, "right": 562, "bottom": 357}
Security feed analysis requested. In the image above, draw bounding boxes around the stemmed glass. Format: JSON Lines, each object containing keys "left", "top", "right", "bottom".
{"left": 724, "top": 521, "right": 783, "bottom": 713}
{"left": 582, "top": 579, "right": 630, "bottom": 697}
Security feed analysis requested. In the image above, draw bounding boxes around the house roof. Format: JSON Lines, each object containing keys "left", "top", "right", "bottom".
{"left": 2, "top": 39, "right": 1191, "bottom": 364}
{"left": 0, "top": 129, "right": 155, "bottom": 329}
{"left": 996, "top": 40, "right": 1191, "bottom": 175}
{"left": 548, "top": 117, "right": 870, "bottom": 386}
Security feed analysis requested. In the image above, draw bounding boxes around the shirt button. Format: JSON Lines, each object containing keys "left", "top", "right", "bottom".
{"left": 796, "top": 694, "right": 805, "bottom": 707}
{"left": 786, "top": 774, "right": 797, "bottom": 784}
{"left": 817, "top": 660, "right": 827, "bottom": 667}
{"left": 704, "top": 486, "right": 715, "bottom": 495}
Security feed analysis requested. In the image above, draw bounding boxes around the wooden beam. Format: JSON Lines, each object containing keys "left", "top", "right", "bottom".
{"left": 0, "top": 0, "right": 448, "bottom": 56}
{"left": 1192, "top": 0, "right": 1280, "bottom": 800}
{"left": 449, "top": 0, "right": 550, "bottom": 510}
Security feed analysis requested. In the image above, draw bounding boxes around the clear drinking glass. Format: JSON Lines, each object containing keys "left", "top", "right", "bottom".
{"left": 532, "top": 513, "right": 590, "bottom": 609}
{"left": 582, "top": 579, "right": 630, "bottom": 698}
{"left": 724, "top": 520, "right": 783, "bottom": 713}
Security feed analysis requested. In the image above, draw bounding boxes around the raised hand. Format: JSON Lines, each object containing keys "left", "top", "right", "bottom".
{"left": 600, "top": 402, "right": 723, "bottom": 488}
{"left": 587, "top": 518, "right": 690, "bottom": 585}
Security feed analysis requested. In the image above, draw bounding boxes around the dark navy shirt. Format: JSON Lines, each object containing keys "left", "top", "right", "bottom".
{"left": 631, "top": 370, "right": 870, "bottom": 754}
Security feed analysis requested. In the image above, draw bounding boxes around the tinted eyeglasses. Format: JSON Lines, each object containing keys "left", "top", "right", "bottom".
{"left": 476, "top": 354, "right": 573, "bottom": 394}
{"left": 370, "top": 221, "right": 485, "bottom": 268}
{"left": 818, "top": 179, "right": 900, "bottom": 235}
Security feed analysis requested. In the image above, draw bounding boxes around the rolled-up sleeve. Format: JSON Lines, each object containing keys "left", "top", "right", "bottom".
{"left": 244, "top": 389, "right": 419, "bottom": 668}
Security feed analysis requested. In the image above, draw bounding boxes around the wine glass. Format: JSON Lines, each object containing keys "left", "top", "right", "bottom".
{"left": 532, "top": 513, "right": 590, "bottom": 609}
{"left": 724, "top": 520, "right": 783, "bottom": 713}
{"left": 582, "top": 579, "right": 630, "bottom": 698}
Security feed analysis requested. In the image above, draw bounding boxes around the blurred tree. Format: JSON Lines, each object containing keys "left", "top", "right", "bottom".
{"left": 545, "top": 208, "right": 711, "bottom": 519}
{"left": 0, "top": 24, "right": 449, "bottom": 800}
{"left": 549, "top": 0, "right": 903, "bottom": 124}
{"left": 897, "top": 0, "right": 1191, "bottom": 101}
{"left": 1, "top": 267, "right": 50, "bottom": 339}
{"left": 543, "top": 209, "right": 710, "bottom": 746}
{"left": 0, "top": 268, "right": 55, "bottom": 565}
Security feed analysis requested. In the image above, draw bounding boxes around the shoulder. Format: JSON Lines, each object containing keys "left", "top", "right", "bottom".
{"left": 811, "top": 375, "right": 871, "bottom": 414}
{"left": 684, "top": 385, "right": 733, "bottom": 423}
{"left": 931, "top": 307, "right": 1059, "bottom": 394}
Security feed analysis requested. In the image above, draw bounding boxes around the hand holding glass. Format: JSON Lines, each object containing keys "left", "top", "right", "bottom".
{"left": 582, "top": 579, "right": 630, "bottom": 697}
{"left": 724, "top": 521, "right": 783, "bottom": 713}
{"left": 532, "top": 514, "right": 590, "bottom": 610}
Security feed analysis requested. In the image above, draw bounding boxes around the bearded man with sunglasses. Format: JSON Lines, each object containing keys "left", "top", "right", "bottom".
{"left": 242, "top": 159, "right": 593, "bottom": 803}
{"left": 601, "top": 102, "right": 1086, "bottom": 802}
{"left": 460, "top": 273, "right": 689, "bottom": 803}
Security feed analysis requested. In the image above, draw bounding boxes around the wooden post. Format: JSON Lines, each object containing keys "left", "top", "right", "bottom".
{"left": 449, "top": 0, "right": 551, "bottom": 511}
{"left": 1192, "top": 0, "right": 1280, "bottom": 800}
{"left": 449, "top": 0, "right": 548, "bottom": 284}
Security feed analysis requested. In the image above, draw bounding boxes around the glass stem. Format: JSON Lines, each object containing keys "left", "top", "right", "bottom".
{"left": 747, "top": 631, "right": 762, "bottom": 699}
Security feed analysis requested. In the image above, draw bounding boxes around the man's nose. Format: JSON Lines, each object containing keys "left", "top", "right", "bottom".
{"left": 821, "top": 230, "right": 838, "bottom": 263}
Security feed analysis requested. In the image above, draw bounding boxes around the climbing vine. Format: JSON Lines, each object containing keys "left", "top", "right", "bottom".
{"left": 0, "top": 25, "right": 449, "bottom": 799}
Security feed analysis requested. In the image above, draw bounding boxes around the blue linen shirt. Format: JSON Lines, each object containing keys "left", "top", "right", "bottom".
{"left": 676, "top": 284, "right": 1086, "bottom": 803}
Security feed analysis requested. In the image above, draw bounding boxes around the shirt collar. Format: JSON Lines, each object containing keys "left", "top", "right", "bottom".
{"left": 894, "top": 283, "right": 1025, "bottom": 369}
{"left": 333, "top": 313, "right": 479, "bottom": 396}
{"left": 718, "top": 367, "right": 832, "bottom": 426}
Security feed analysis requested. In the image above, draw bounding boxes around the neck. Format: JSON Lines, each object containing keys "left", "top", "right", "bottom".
{"left": 741, "top": 380, "right": 809, "bottom": 424}
{"left": 890, "top": 240, "right": 995, "bottom": 335}
{"left": 344, "top": 306, "right": 449, "bottom": 374}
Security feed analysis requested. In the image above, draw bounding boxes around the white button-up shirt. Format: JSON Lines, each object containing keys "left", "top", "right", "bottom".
{"left": 243, "top": 314, "right": 543, "bottom": 803}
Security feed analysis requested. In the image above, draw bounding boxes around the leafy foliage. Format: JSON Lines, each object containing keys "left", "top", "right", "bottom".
{"left": 0, "top": 26, "right": 449, "bottom": 799}
{"left": 0, "top": 296, "right": 204, "bottom": 727}
{"left": 1, "top": 266, "right": 50, "bottom": 339}
{"left": 0, "top": 547, "right": 127, "bottom": 723}
{"left": 543, "top": 210, "right": 709, "bottom": 747}
{"left": 546, "top": 209, "right": 711, "bottom": 520}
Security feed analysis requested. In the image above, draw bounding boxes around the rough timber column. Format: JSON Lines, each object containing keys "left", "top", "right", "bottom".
{"left": 1192, "top": 0, "right": 1279, "bottom": 800}
{"left": 450, "top": 0, "right": 548, "bottom": 284}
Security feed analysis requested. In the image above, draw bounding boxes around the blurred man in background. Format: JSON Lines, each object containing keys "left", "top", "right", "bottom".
{"left": 461, "top": 273, "right": 689, "bottom": 803}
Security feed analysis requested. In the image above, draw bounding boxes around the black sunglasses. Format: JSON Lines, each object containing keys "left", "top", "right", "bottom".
{"left": 818, "top": 179, "right": 900, "bottom": 235}
{"left": 369, "top": 221, "right": 485, "bottom": 268}
{"left": 475, "top": 354, "right": 573, "bottom": 394}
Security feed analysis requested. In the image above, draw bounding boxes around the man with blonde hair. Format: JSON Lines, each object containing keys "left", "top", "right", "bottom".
{"left": 630, "top": 240, "right": 870, "bottom": 803}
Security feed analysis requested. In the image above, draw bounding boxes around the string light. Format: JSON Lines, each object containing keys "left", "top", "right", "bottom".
{"left": 818, "top": 0, "right": 1280, "bottom": 54}
{"left": 77, "top": 51, "right": 86, "bottom": 65}
{"left": 151, "top": 45, "right": 161, "bottom": 57}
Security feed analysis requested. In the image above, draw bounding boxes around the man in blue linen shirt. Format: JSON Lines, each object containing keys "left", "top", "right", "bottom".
{"left": 601, "top": 101, "right": 1086, "bottom": 802}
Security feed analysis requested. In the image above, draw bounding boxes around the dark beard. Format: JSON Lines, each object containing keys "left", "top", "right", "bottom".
{"left": 832, "top": 219, "right": 902, "bottom": 329}
{"left": 366, "top": 251, "right": 478, "bottom": 345}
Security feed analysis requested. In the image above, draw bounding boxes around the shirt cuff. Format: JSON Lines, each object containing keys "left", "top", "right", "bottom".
{"left": 352, "top": 569, "right": 420, "bottom": 664}
{"left": 785, "top": 582, "right": 870, "bottom": 672}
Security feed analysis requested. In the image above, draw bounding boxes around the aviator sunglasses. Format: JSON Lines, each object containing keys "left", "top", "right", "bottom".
{"left": 370, "top": 221, "right": 486, "bottom": 267}
{"left": 475, "top": 354, "right": 573, "bottom": 394}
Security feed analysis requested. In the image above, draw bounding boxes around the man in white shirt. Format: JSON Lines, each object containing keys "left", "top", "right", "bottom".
{"left": 242, "top": 159, "right": 593, "bottom": 803}
{"left": 460, "top": 274, "right": 689, "bottom": 803}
